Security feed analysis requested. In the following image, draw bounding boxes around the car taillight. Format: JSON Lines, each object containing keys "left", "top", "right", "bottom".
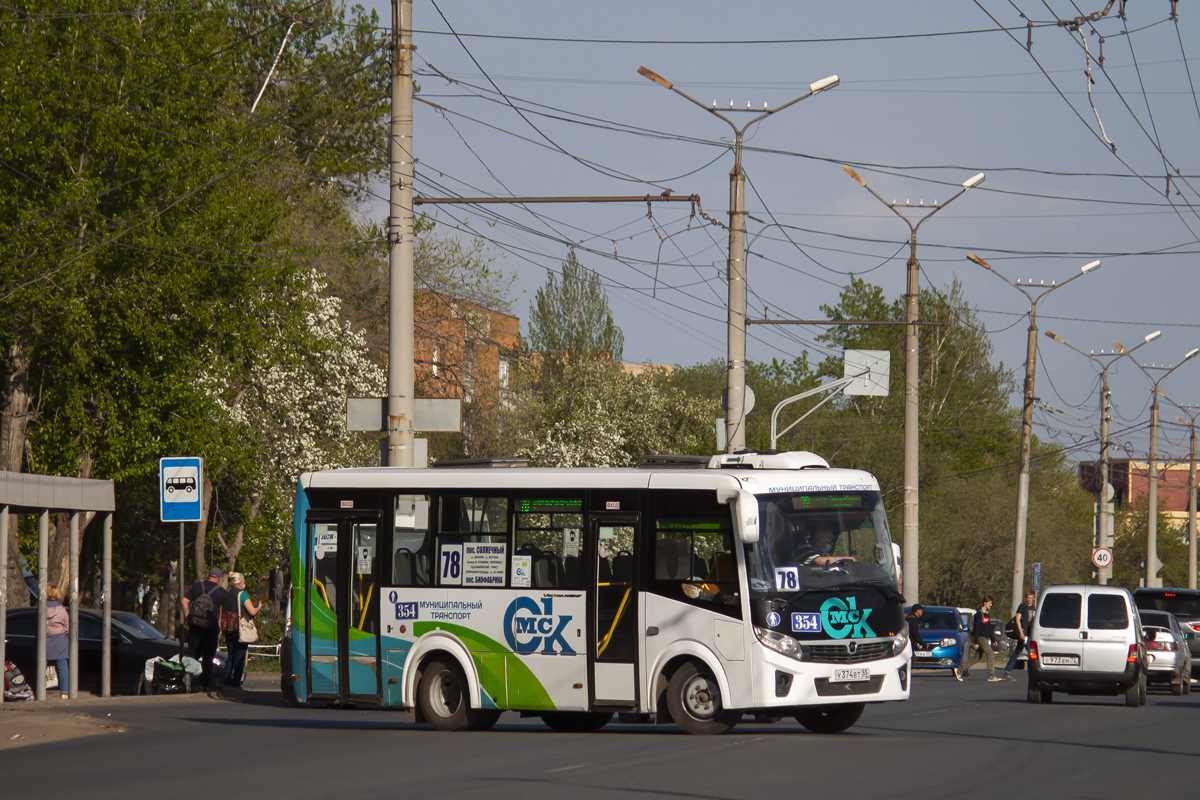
{"left": 1027, "top": 640, "right": 1039, "bottom": 660}
{"left": 1147, "top": 640, "right": 1178, "bottom": 651}
{"left": 1127, "top": 643, "right": 1139, "bottom": 663}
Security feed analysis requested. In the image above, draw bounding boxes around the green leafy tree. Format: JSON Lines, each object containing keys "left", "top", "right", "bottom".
{"left": 526, "top": 249, "right": 624, "bottom": 371}
{"left": 513, "top": 359, "right": 715, "bottom": 467}
{"left": 1, "top": 1, "right": 389, "bottom": 598}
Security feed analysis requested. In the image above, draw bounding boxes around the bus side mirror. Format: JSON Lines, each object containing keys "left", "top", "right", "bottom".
{"left": 718, "top": 487, "right": 759, "bottom": 544}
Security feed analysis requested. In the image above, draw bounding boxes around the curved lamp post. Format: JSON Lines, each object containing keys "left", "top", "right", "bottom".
{"left": 639, "top": 66, "right": 838, "bottom": 453}
{"left": 1168, "top": 399, "right": 1200, "bottom": 589}
{"left": 841, "top": 167, "right": 983, "bottom": 604}
{"left": 1131, "top": 348, "right": 1200, "bottom": 587}
{"left": 1045, "top": 329, "right": 1161, "bottom": 583}
{"left": 967, "top": 253, "right": 1099, "bottom": 611}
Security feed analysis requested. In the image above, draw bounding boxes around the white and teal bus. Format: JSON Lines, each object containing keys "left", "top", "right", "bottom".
{"left": 280, "top": 450, "right": 910, "bottom": 734}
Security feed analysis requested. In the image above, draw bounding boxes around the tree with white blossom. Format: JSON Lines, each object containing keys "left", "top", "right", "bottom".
{"left": 199, "top": 273, "right": 384, "bottom": 573}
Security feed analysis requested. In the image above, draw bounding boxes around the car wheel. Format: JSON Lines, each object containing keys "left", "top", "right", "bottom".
{"left": 1027, "top": 680, "right": 1051, "bottom": 704}
{"left": 794, "top": 703, "right": 865, "bottom": 734}
{"left": 1126, "top": 672, "right": 1147, "bottom": 707}
{"left": 665, "top": 661, "right": 740, "bottom": 735}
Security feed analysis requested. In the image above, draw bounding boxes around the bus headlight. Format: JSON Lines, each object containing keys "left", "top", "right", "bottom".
{"left": 892, "top": 628, "right": 909, "bottom": 657}
{"left": 754, "top": 626, "right": 801, "bottom": 659}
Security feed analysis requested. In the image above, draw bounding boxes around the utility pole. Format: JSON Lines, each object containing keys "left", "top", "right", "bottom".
{"left": 1045, "top": 330, "right": 1161, "bottom": 584}
{"left": 840, "top": 168, "right": 983, "bottom": 605}
{"left": 1170, "top": 402, "right": 1200, "bottom": 590}
{"left": 638, "top": 66, "right": 839, "bottom": 452}
{"left": 1134, "top": 349, "right": 1199, "bottom": 588}
{"left": 968, "top": 254, "right": 1099, "bottom": 611}
{"left": 388, "top": 0, "right": 416, "bottom": 467}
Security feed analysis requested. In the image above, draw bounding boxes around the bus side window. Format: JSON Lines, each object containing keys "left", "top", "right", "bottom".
{"left": 513, "top": 499, "right": 583, "bottom": 590}
{"left": 648, "top": 490, "right": 741, "bottom": 617}
{"left": 393, "top": 494, "right": 431, "bottom": 587}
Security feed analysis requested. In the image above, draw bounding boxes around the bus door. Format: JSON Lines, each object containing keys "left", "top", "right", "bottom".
{"left": 305, "top": 512, "right": 382, "bottom": 704}
{"left": 591, "top": 514, "right": 639, "bottom": 705}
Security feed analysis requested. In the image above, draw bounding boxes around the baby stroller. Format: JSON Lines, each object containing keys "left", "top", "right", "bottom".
{"left": 4, "top": 660, "right": 34, "bottom": 701}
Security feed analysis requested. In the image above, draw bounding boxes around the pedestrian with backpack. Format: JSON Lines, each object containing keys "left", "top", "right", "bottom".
{"left": 181, "top": 566, "right": 227, "bottom": 691}
{"left": 1002, "top": 590, "right": 1037, "bottom": 681}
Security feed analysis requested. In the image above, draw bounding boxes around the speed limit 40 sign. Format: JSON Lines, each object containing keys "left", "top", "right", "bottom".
{"left": 1092, "top": 547, "right": 1113, "bottom": 570}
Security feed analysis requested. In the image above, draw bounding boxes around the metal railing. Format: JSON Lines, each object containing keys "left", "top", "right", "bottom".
{"left": 246, "top": 643, "right": 280, "bottom": 661}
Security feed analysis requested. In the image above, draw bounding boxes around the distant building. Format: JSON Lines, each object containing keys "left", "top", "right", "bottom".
{"left": 414, "top": 291, "right": 519, "bottom": 406}
{"left": 1079, "top": 458, "right": 1197, "bottom": 524}
{"left": 622, "top": 363, "right": 674, "bottom": 376}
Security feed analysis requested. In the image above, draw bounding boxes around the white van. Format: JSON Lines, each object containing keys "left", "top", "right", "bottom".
{"left": 1026, "top": 584, "right": 1147, "bottom": 706}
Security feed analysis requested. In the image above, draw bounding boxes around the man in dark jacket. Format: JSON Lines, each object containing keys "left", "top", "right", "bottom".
{"left": 906, "top": 604, "right": 932, "bottom": 650}
{"left": 961, "top": 596, "right": 1002, "bottom": 682}
{"left": 182, "top": 566, "right": 227, "bottom": 691}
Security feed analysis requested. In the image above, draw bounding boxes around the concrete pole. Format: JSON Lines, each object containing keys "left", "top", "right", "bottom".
{"left": 1147, "top": 392, "right": 1160, "bottom": 588}
{"left": 726, "top": 135, "right": 747, "bottom": 452}
{"left": 1098, "top": 368, "right": 1112, "bottom": 584}
{"left": 68, "top": 512, "right": 79, "bottom": 700}
{"left": 103, "top": 512, "right": 112, "bottom": 697}
{"left": 1011, "top": 304, "right": 1040, "bottom": 611}
{"left": 1190, "top": 420, "right": 1197, "bottom": 590}
{"left": 36, "top": 509, "right": 47, "bottom": 701}
{"left": 902, "top": 240, "right": 920, "bottom": 605}
{"left": 0, "top": 504, "right": 7, "bottom": 706}
{"left": 387, "top": 0, "right": 416, "bottom": 467}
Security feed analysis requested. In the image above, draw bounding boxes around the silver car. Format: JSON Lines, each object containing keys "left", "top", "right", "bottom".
{"left": 1140, "top": 609, "right": 1193, "bottom": 696}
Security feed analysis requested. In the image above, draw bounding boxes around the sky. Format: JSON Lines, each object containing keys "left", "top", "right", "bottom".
{"left": 356, "top": 1, "right": 1200, "bottom": 468}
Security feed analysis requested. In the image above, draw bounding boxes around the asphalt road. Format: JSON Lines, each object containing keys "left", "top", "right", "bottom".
{"left": 2, "top": 668, "right": 1197, "bottom": 799}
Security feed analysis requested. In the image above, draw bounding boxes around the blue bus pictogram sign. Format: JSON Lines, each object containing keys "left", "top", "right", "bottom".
{"left": 160, "top": 457, "right": 203, "bottom": 522}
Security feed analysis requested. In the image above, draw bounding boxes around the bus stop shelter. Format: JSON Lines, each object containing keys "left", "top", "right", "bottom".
{"left": 0, "top": 471, "right": 115, "bottom": 702}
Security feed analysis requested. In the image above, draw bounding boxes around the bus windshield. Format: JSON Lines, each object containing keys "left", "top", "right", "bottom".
{"left": 744, "top": 490, "right": 898, "bottom": 595}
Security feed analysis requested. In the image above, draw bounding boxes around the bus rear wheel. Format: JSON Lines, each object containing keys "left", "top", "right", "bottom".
{"left": 794, "top": 703, "right": 864, "bottom": 733}
{"left": 666, "top": 662, "right": 740, "bottom": 735}
{"left": 539, "top": 711, "right": 614, "bottom": 732}
{"left": 419, "top": 658, "right": 478, "bottom": 731}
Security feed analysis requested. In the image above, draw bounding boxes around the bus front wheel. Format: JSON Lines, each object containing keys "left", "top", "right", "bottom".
{"left": 419, "top": 658, "right": 478, "bottom": 731}
{"left": 666, "top": 662, "right": 740, "bottom": 735}
{"left": 794, "top": 703, "right": 864, "bottom": 733}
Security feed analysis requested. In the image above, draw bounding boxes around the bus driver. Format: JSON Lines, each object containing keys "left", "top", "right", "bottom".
{"left": 795, "top": 523, "right": 855, "bottom": 567}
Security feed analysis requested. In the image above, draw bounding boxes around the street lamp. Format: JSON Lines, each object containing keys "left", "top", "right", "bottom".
{"left": 639, "top": 65, "right": 838, "bottom": 453}
{"left": 1132, "top": 348, "right": 1200, "bottom": 587}
{"left": 841, "top": 167, "right": 984, "bottom": 605}
{"left": 967, "top": 254, "right": 1100, "bottom": 611}
{"left": 1168, "top": 399, "right": 1200, "bottom": 590}
{"left": 1044, "top": 329, "right": 1161, "bottom": 583}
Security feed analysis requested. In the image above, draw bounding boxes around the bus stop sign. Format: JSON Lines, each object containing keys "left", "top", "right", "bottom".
{"left": 160, "top": 457, "right": 203, "bottom": 522}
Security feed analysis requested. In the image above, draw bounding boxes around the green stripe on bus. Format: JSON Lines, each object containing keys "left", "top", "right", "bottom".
{"left": 413, "top": 621, "right": 556, "bottom": 710}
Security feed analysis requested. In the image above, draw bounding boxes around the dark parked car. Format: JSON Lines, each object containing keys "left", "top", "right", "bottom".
{"left": 1133, "top": 588, "right": 1200, "bottom": 679}
{"left": 3, "top": 608, "right": 225, "bottom": 695}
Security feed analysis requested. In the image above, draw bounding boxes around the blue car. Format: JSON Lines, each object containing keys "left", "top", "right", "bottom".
{"left": 906, "top": 605, "right": 969, "bottom": 672}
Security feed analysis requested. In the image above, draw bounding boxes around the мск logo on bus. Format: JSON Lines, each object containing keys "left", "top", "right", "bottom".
{"left": 503, "top": 597, "right": 575, "bottom": 655}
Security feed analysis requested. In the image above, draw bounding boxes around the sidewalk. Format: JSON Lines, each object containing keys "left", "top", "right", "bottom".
{"left": 0, "top": 671, "right": 281, "bottom": 750}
